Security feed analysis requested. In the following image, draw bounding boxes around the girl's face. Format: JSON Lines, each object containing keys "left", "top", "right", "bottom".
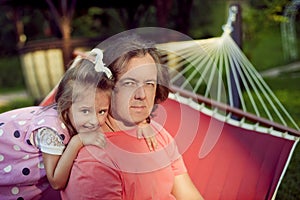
{"left": 68, "top": 88, "right": 110, "bottom": 133}
{"left": 110, "top": 54, "right": 157, "bottom": 126}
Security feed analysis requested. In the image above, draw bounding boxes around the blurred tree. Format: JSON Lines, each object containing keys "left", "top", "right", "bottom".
{"left": 174, "top": 0, "right": 193, "bottom": 34}
{"left": 154, "top": 0, "right": 173, "bottom": 27}
{"left": 244, "top": 0, "right": 291, "bottom": 39}
{"left": 1, "top": 0, "right": 295, "bottom": 58}
{"left": 0, "top": 6, "right": 19, "bottom": 55}
{"left": 43, "top": 0, "right": 76, "bottom": 65}
{"left": 0, "top": 0, "right": 154, "bottom": 63}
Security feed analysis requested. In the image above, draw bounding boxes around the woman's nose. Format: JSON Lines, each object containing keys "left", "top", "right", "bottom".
{"left": 134, "top": 86, "right": 146, "bottom": 100}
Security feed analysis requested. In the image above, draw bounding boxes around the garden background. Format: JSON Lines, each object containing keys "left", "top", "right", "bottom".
{"left": 0, "top": 0, "right": 299, "bottom": 199}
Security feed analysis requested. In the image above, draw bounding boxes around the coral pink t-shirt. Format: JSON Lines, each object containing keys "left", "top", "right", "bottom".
{"left": 61, "top": 121, "right": 187, "bottom": 199}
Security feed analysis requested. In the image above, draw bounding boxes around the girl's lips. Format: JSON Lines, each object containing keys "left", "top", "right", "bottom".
{"left": 82, "top": 125, "right": 100, "bottom": 131}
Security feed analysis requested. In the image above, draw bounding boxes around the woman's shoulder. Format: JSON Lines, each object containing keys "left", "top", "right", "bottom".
{"left": 77, "top": 145, "right": 113, "bottom": 166}
{"left": 151, "top": 120, "right": 174, "bottom": 143}
{"left": 151, "top": 121, "right": 171, "bottom": 136}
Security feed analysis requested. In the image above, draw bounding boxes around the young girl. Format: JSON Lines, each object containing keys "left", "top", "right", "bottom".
{"left": 0, "top": 49, "right": 114, "bottom": 200}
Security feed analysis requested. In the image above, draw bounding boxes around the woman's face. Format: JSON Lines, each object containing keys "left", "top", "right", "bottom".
{"left": 111, "top": 54, "right": 157, "bottom": 126}
{"left": 68, "top": 88, "right": 110, "bottom": 133}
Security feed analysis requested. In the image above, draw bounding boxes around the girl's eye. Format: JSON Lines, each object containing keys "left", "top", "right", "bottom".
{"left": 81, "top": 109, "right": 90, "bottom": 114}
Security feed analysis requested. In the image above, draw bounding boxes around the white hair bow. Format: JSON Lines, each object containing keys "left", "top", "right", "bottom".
{"left": 90, "top": 48, "right": 113, "bottom": 79}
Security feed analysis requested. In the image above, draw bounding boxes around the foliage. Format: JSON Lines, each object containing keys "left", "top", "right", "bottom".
{"left": 0, "top": 6, "right": 18, "bottom": 55}
{"left": 189, "top": 0, "right": 226, "bottom": 39}
{"left": 241, "top": 0, "right": 300, "bottom": 71}
{"left": 72, "top": 7, "right": 125, "bottom": 37}
{"left": 1, "top": 1, "right": 300, "bottom": 198}
{"left": 0, "top": 56, "right": 24, "bottom": 88}
{"left": 243, "top": 26, "right": 291, "bottom": 71}
{"left": 242, "top": 0, "right": 291, "bottom": 42}
{"left": 0, "top": 98, "right": 34, "bottom": 114}
{"left": 264, "top": 77, "right": 300, "bottom": 127}
{"left": 22, "top": 9, "right": 50, "bottom": 41}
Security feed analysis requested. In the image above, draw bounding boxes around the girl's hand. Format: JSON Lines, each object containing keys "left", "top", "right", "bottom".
{"left": 137, "top": 122, "right": 158, "bottom": 151}
{"left": 78, "top": 130, "right": 107, "bottom": 149}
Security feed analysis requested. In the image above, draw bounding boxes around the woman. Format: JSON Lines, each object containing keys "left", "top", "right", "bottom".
{"left": 61, "top": 34, "right": 203, "bottom": 199}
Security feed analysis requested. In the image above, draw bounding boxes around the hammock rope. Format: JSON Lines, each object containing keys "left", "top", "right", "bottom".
{"left": 157, "top": 6, "right": 300, "bottom": 136}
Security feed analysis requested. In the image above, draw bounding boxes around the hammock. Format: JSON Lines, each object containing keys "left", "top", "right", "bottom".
{"left": 40, "top": 6, "right": 300, "bottom": 199}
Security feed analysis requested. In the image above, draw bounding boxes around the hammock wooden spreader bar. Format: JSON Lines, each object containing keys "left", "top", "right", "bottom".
{"left": 170, "top": 85, "right": 300, "bottom": 137}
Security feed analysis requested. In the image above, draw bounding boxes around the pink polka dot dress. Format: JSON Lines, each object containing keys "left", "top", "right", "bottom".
{"left": 0, "top": 106, "right": 70, "bottom": 200}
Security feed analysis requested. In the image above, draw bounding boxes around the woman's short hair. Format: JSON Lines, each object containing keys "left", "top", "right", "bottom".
{"left": 103, "top": 34, "right": 170, "bottom": 104}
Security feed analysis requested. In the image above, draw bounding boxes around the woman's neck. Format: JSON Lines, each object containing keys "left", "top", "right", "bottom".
{"left": 104, "top": 115, "right": 137, "bottom": 132}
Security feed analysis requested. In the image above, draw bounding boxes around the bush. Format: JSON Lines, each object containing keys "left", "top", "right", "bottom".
{"left": 0, "top": 56, "right": 25, "bottom": 88}
{"left": 0, "top": 98, "right": 34, "bottom": 113}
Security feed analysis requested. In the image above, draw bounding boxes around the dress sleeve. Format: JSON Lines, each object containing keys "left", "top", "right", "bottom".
{"left": 34, "top": 127, "right": 66, "bottom": 155}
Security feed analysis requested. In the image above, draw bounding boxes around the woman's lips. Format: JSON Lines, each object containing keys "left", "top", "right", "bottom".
{"left": 131, "top": 105, "right": 146, "bottom": 112}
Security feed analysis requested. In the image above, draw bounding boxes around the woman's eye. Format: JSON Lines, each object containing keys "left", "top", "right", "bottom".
{"left": 123, "top": 81, "right": 136, "bottom": 87}
{"left": 145, "top": 81, "right": 156, "bottom": 87}
{"left": 98, "top": 109, "right": 107, "bottom": 115}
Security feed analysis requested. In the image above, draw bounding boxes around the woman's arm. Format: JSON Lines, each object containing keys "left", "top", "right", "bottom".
{"left": 171, "top": 173, "right": 204, "bottom": 200}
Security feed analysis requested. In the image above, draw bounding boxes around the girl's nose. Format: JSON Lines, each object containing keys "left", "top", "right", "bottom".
{"left": 89, "top": 115, "right": 99, "bottom": 126}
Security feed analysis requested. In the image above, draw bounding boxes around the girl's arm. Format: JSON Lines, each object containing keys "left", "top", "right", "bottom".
{"left": 41, "top": 129, "right": 106, "bottom": 190}
{"left": 42, "top": 134, "right": 82, "bottom": 190}
{"left": 136, "top": 119, "right": 158, "bottom": 151}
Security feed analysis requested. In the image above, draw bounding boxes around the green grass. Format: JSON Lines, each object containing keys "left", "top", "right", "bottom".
{"left": 0, "top": 87, "right": 27, "bottom": 94}
{"left": 265, "top": 77, "right": 300, "bottom": 128}
{"left": 0, "top": 55, "right": 34, "bottom": 113}
{"left": 243, "top": 28, "right": 289, "bottom": 72}
{"left": 239, "top": 76, "right": 300, "bottom": 130}
{"left": 0, "top": 56, "right": 24, "bottom": 88}
{"left": 0, "top": 98, "right": 34, "bottom": 113}
{"left": 277, "top": 143, "right": 300, "bottom": 200}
